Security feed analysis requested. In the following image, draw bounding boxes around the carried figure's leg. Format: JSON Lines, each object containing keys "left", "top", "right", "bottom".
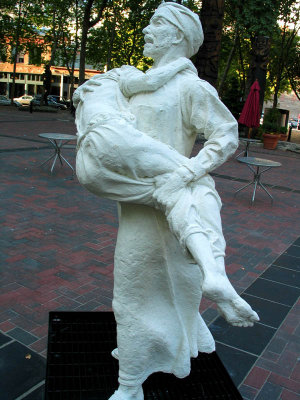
{"left": 181, "top": 182, "right": 259, "bottom": 327}
{"left": 186, "top": 234, "right": 259, "bottom": 327}
{"left": 158, "top": 176, "right": 259, "bottom": 328}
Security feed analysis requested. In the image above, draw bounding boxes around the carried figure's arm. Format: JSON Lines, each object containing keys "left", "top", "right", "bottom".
{"left": 119, "top": 57, "right": 196, "bottom": 97}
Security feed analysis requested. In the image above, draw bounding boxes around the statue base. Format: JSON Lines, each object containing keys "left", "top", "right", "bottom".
{"left": 45, "top": 311, "right": 242, "bottom": 399}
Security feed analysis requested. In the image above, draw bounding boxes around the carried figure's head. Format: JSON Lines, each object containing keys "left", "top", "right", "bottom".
{"left": 143, "top": 2, "right": 203, "bottom": 64}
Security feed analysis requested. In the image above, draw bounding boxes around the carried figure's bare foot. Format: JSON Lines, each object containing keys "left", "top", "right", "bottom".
{"left": 202, "top": 273, "right": 259, "bottom": 327}
{"left": 108, "top": 384, "right": 144, "bottom": 400}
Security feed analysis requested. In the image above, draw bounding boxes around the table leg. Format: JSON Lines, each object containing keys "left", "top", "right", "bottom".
{"left": 235, "top": 164, "right": 275, "bottom": 204}
{"left": 39, "top": 138, "right": 74, "bottom": 174}
{"left": 38, "top": 153, "right": 55, "bottom": 167}
{"left": 234, "top": 180, "right": 254, "bottom": 196}
{"left": 244, "top": 142, "right": 250, "bottom": 157}
{"left": 60, "top": 154, "right": 74, "bottom": 173}
{"left": 235, "top": 141, "right": 250, "bottom": 159}
{"left": 251, "top": 179, "right": 259, "bottom": 204}
{"left": 51, "top": 154, "right": 59, "bottom": 174}
{"left": 259, "top": 181, "right": 274, "bottom": 202}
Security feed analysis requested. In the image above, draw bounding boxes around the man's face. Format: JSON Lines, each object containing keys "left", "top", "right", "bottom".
{"left": 142, "top": 16, "right": 179, "bottom": 60}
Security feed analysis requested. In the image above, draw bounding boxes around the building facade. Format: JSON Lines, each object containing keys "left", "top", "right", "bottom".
{"left": 0, "top": 47, "right": 101, "bottom": 99}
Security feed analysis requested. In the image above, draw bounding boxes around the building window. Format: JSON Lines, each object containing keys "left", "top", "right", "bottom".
{"left": 18, "top": 57, "right": 24, "bottom": 63}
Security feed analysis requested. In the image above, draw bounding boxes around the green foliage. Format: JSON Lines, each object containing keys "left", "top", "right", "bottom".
{"left": 0, "top": 0, "right": 45, "bottom": 62}
{"left": 266, "top": 29, "right": 299, "bottom": 98}
{"left": 262, "top": 107, "right": 282, "bottom": 133}
{"left": 219, "top": 0, "right": 300, "bottom": 114}
{"left": 220, "top": 73, "right": 243, "bottom": 119}
{"left": 86, "top": 0, "right": 161, "bottom": 70}
{"left": 1, "top": 0, "right": 299, "bottom": 110}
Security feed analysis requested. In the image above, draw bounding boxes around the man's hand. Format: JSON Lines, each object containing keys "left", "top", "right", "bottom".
{"left": 153, "top": 165, "right": 195, "bottom": 211}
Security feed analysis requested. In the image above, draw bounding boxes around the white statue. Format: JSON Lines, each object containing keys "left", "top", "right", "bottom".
{"left": 74, "top": 3, "right": 259, "bottom": 400}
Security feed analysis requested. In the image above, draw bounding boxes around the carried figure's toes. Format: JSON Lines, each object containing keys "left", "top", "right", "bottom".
{"left": 217, "top": 297, "right": 259, "bottom": 327}
{"left": 111, "top": 348, "right": 119, "bottom": 360}
{"left": 201, "top": 272, "right": 259, "bottom": 327}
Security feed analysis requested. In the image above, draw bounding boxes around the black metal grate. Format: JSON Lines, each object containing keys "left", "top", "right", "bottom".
{"left": 45, "top": 312, "right": 242, "bottom": 400}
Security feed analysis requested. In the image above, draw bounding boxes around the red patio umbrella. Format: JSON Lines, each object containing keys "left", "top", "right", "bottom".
{"left": 238, "top": 80, "right": 261, "bottom": 137}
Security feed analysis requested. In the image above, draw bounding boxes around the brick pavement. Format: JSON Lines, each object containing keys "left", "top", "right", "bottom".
{"left": 0, "top": 106, "right": 299, "bottom": 399}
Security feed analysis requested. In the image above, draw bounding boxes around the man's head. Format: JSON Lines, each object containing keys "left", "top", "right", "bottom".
{"left": 143, "top": 2, "right": 203, "bottom": 61}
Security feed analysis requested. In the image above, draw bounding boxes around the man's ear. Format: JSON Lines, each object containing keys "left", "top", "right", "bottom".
{"left": 173, "top": 29, "right": 184, "bottom": 45}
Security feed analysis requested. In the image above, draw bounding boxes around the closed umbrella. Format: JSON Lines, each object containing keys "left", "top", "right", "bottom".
{"left": 238, "top": 80, "right": 261, "bottom": 138}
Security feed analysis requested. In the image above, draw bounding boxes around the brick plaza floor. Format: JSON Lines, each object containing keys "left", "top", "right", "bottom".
{"left": 0, "top": 106, "right": 299, "bottom": 399}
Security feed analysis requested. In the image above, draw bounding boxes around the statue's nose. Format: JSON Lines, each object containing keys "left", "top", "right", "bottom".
{"left": 142, "top": 25, "right": 150, "bottom": 35}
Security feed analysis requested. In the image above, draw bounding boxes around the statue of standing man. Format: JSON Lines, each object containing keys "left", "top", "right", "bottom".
{"left": 74, "top": 3, "right": 259, "bottom": 400}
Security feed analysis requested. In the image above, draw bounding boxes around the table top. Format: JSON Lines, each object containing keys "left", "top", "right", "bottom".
{"left": 39, "top": 133, "right": 77, "bottom": 141}
{"left": 237, "top": 156, "right": 281, "bottom": 167}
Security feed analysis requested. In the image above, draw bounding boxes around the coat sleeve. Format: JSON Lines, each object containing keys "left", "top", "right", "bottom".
{"left": 188, "top": 80, "right": 239, "bottom": 179}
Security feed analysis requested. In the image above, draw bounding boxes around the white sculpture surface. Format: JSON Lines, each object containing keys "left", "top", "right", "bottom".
{"left": 74, "top": 3, "right": 259, "bottom": 400}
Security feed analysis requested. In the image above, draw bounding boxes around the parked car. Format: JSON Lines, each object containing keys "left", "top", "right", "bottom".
{"left": 259, "top": 112, "right": 264, "bottom": 125}
{"left": 13, "top": 95, "right": 34, "bottom": 105}
{"left": 48, "top": 95, "right": 70, "bottom": 108}
{"left": 289, "top": 118, "right": 299, "bottom": 130}
{"left": 31, "top": 95, "right": 67, "bottom": 110}
{"left": 0, "top": 95, "right": 21, "bottom": 107}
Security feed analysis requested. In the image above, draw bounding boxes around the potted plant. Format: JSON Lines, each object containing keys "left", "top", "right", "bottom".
{"left": 261, "top": 108, "right": 282, "bottom": 149}
{"left": 278, "top": 126, "right": 288, "bottom": 141}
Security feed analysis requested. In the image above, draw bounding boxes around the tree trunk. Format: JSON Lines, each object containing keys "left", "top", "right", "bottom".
{"left": 79, "top": 0, "right": 94, "bottom": 86}
{"left": 10, "top": 0, "right": 23, "bottom": 104}
{"left": 218, "top": 27, "right": 238, "bottom": 95}
{"left": 78, "top": 0, "right": 108, "bottom": 86}
{"left": 238, "top": 34, "right": 246, "bottom": 97}
{"left": 194, "top": 0, "right": 225, "bottom": 88}
{"left": 246, "top": 35, "right": 270, "bottom": 115}
{"left": 11, "top": 43, "right": 19, "bottom": 103}
{"left": 106, "top": 16, "right": 116, "bottom": 71}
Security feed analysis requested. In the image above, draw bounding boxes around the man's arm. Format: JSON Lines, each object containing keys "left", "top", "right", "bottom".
{"left": 188, "top": 80, "right": 239, "bottom": 180}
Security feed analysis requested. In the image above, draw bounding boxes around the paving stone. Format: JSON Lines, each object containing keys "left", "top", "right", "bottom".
{"left": 292, "top": 237, "right": 300, "bottom": 247}
{"left": 284, "top": 245, "right": 300, "bottom": 258}
{"left": 215, "top": 342, "right": 257, "bottom": 386}
{"left": 0, "top": 331, "right": 12, "bottom": 346}
{"left": 243, "top": 366, "right": 270, "bottom": 389}
{"left": 254, "top": 381, "right": 282, "bottom": 400}
{"left": 260, "top": 265, "right": 300, "bottom": 288}
{"left": 22, "top": 383, "right": 45, "bottom": 400}
{"left": 0, "top": 341, "right": 46, "bottom": 400}
{"left": 7, "top": 327, "right": 38, "bottom": 345}
{"left": 242, "top": 294, "right": 290, "bottom": 328}
{"left": 210, "top": 317, "right": 276, "bottom": 356}
{"left": 1, "top": 112, "right": 300, "bottom": 399}
{"left": 244, "top": 278, "right": 300, "bottom": 307}
{"left": 273, "top": 254, "right": 300, "bottom": 272}
{"left": 280, "top": 388, "right": 300, "bottom": 400}
{"left": 238, "top": 384, "right": 258, "bottom": 400}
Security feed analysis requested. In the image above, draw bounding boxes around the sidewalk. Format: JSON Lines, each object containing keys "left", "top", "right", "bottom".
{"left": 0, "top": 106, "right": 299, "bottom": 400}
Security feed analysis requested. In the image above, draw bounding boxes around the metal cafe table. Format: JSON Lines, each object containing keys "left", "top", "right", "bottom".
{"left": 235, "top": 138, "right": 261, "bottom": 159}
{"left": 235, "top": 156, "right": 281, "bottom": 204}
{"left": 38, "top": 133, "right": 77, "bottom": 174}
